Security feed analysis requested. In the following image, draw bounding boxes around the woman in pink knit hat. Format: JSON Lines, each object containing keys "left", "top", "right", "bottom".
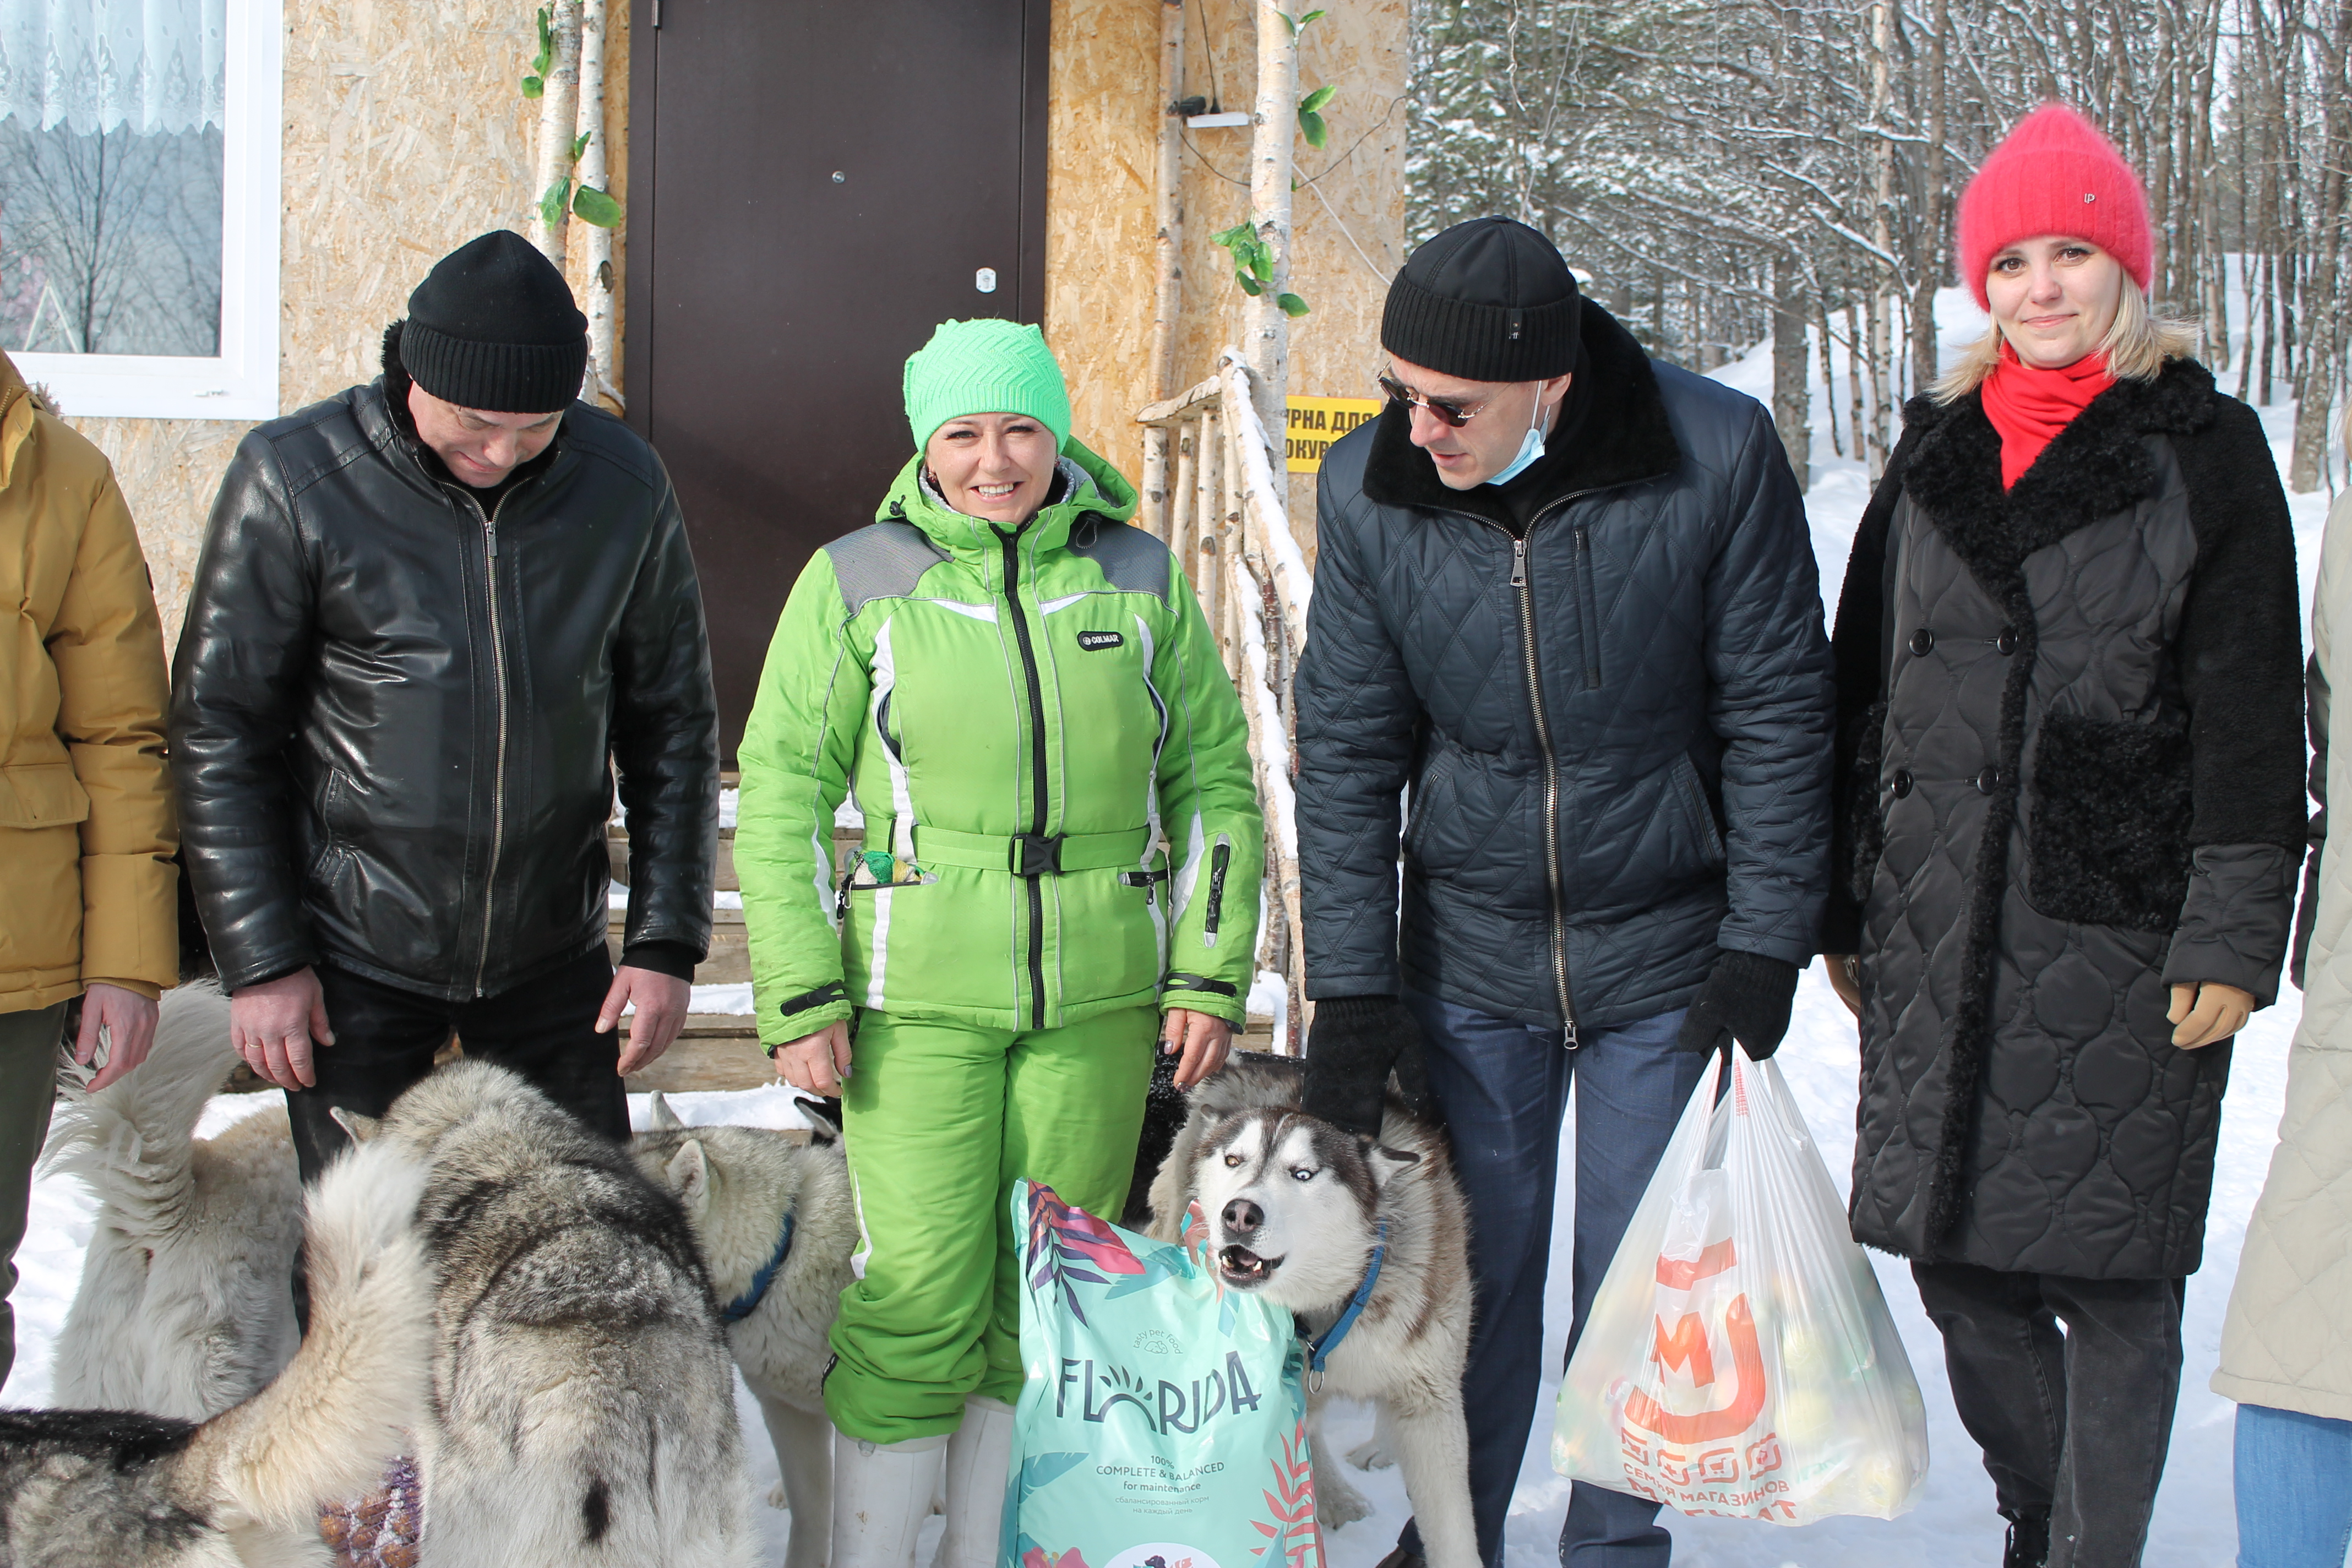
{"left": 1819, "top": 105, "right": 2305, "bottom": 1568}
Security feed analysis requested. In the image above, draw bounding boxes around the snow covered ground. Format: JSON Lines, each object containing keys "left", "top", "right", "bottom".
{"left": 3, "top": 290, "right": 2342, "bottom": 1566}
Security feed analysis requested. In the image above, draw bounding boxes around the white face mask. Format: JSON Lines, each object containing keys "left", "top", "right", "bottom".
{"left": 1483, "top": 389, "right": 1550, "bottom": 486}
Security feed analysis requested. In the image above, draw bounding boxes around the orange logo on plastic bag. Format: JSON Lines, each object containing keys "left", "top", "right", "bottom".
{"left": 1624, "top": 1239, "right": 1767, "bottom": 1444}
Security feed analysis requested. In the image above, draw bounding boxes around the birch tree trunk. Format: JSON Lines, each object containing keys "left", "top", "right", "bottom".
{"left": 575, "top": 0, "right": 617, "bottom": 407}
{"left": 1149, "top": 0, "right": 1186, "bottom": 402}
{"left": 2288, "top": 0, "right": 2351, "bottom": 491}
{"left": 1244, "top": 0, "right": 1296, "bottom": 506}
{"left": 530, "top": 0, "right": 582, "bottom": 268}
{"left": 1772, "top": 257, "right": 1811, "bottom": 491}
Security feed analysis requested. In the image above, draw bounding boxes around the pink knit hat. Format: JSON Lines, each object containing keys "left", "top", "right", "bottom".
{"left": 1954, "top": 104, "right": 2152, "bottom": 309}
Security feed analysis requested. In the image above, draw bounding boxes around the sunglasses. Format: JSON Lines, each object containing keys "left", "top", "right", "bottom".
{"left": 1377, "top": 372, "right": 1497, "bottom": 428}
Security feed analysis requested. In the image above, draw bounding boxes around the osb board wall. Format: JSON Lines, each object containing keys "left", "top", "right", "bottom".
{"left": 1044, "top": 0, "right": 1407, "bottom": 559}
{"left": 70, "top": 0, "right": 630, "bottom": 646}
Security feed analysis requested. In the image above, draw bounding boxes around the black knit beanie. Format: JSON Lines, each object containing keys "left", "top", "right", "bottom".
{"left": 1381, "top": 217, "right": 1581, "bottom": 383}
{"left": 398, "top": 231, "right": 588, "bottom": 413}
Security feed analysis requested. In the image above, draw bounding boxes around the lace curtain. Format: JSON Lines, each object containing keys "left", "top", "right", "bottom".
{"left": 0, "top": 0, "right": 226, "bottom": 135}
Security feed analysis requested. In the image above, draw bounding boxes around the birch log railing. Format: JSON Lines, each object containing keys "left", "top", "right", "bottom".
{"left": 1135, "top": 351, "right": 1314, "bottom": 1053}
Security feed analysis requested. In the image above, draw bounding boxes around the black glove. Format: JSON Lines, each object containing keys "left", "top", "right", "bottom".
{"left": 1300, "top": 995, "right": 1431, "bottom": 1136}
{"left": 1674, "top": 950, "right": 1800, "bottom": 1060}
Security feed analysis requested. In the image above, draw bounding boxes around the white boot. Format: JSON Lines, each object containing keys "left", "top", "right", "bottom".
{"left": 932, "top": 1397, "right": 1016, "bottom": 1568}
{"left": 832, "top": 1431, "right": 949, "bottom": 1568}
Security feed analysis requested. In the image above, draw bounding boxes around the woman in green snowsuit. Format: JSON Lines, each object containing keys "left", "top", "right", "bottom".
{"left": 737, "top": 319, "right": 1262, "bottom": 1568}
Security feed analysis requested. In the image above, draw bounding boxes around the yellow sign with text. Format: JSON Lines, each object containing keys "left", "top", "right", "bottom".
{"left": 1285, "top": 396, "right": 1384, "bottom": 473}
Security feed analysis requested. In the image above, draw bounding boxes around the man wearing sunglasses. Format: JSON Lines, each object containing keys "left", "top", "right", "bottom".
{"left": 1294, "top": 216, "right": 1833, "bottom": 1568}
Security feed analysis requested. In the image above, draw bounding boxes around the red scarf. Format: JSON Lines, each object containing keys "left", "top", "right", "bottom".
{"left": 1980, "top": 343, "right": 2115, "bottom": 490}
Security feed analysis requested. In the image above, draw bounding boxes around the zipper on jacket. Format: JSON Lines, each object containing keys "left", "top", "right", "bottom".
{"left": 996, "top": 525, "right": 1052, "bottom": 1030}
{"left": 1507, "top": 525, "right": 1578, "bottom": 1046}
{"left": 456, "top": 485, "right": 520, "bottom": 997}
{"left": 1572, "top": 525, "right": 1603, "bottom": 690}
{"left": 1204, "top": 837, "right": 1232, "bottom": 940}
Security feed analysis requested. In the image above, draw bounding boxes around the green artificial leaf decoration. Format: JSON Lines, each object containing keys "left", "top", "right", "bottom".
{"left": 1236, "top": 272, "right": 1264, "bottom": 297}
{"left": 1278, "top": 292, "right": 1311, "bottom": 317}
{"left": 1299, "top": 8, "right": 1326, "bottom": 25}
{"left": 571, "top": 129, "right": 591, "bottom": 160}
{"left": 521, "top": 74, "right": 543, "bottom": 98}
{"left": 571, "top": 184, "right": 623, "bottom": 228}
{"left": 1299, "top": 109, "right": 1328, "bottom": 146}
{"left": 1299, "top": 84, "right": 1337, "bottom": 113}
{"left": 1277, "top": 8, "right": 1298, "bottom": 33}
{"left": 538, "top": 176, "right": 571, "bottom": 231}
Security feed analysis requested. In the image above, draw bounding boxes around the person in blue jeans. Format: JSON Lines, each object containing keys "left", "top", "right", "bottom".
{"left": 2211, "top": 483, "right": 2352, "bottom": 1568}
{"left": 1291, "top": 217, "right": 1834, "bottom": 1568}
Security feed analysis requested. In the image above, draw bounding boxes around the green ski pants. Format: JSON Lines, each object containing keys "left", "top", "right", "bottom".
{"left": 826, "top": 1004, "right": 1156, "bottom": 1444}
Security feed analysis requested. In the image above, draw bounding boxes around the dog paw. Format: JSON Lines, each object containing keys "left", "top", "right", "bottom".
{"left": 1346, "top": 1436, "right": 1397, "bottom": 1471}
{"left": 1315, "top": 1479, "right": 1373, "bottom": 1528}
{"left": 767, "top": 1480, "right": 788, "bottom": 1509}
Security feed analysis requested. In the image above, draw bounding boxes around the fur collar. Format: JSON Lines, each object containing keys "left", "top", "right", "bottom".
{"left": 1899, "top": 356, "right": 2217, "bottom": 584}
{"left": 1360, "top": 298, "right": 1681, "bottom": 525}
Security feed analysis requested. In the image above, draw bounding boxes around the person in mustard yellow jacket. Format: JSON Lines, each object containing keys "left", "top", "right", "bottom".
{"left": 0, "top": 349, "right": 179, "bottom": 1381}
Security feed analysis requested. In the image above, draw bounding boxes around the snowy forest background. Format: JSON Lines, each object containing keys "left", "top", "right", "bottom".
{"left": 1406, "top": 0, "right": 2352, "bottom": 496}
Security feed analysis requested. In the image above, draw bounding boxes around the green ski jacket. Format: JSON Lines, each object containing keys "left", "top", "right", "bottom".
{"left": 738, "top": 441, "right": 1263, "bottom": 1047}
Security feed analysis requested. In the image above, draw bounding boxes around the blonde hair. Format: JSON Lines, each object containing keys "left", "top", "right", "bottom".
{"left": 1932, "top": 274, "right": 2199, "bottom": 403}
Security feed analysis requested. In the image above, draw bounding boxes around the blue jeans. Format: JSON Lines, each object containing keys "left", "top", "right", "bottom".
{"left": 1392, "top": 993, "right": 1706, "bottom": 1568}
{"left": 2237, "top": 1403, "right": 2352, "bottom": 1567}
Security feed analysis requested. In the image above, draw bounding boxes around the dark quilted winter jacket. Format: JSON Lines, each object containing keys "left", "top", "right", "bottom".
{"left": 1296, "top": 301, "right": 1834, "bottom": 1035}
{"left": 1826, "top": 358, "right": 2305, "bottom": 1278}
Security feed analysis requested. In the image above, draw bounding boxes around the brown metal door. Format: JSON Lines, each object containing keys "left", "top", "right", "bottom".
{"left": 625, "top": 0, "right": 1051, "bottom": 758}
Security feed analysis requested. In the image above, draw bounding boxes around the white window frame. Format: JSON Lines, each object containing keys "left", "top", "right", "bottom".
{"left": 9, "top": 0, "right": 282, "bottom": 421}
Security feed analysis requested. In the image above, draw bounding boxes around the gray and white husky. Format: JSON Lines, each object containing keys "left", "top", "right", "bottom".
{"left": 342, "top": 1062, "right": 755, "bottom": 1568}
{"left": 633, "top": 1091, "right": 859, "bottom": 1568}
{"left": 1147, "top": 1054, "right": 1478, "bottom": 1568}
{"left": 0, "top": 1136, "right": 431, "bottom": 1568}
{"left": 42, "top": 982, "right": 302, "bottom": 1420}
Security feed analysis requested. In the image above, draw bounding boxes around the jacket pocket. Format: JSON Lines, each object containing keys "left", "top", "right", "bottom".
{"left": 2028, "top": 710, "right": 2193, "bottom": 932}
{"left": 0, "top": 762, "right": 90, "bottom": 829}
{"left": 1670, "top": 753, "right": 1726, "bottom": 869}
{"left": 1403, "top": 748, "right": 1458, "bottom": 863}
{"left": 1573, "top": 525, "right": 1603, "bottom": 690}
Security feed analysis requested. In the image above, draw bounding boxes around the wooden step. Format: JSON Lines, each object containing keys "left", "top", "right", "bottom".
{"left": 622, "top": 1016, "right": 773, "bottom": 1094}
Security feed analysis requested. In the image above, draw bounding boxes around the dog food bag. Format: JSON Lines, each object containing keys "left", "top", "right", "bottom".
{"left": 1551, "top": 1054, "right": 1929, "bottom": 1525}
{"left": 1004, "top": 1180, "right": 1322, "bottom": 1568}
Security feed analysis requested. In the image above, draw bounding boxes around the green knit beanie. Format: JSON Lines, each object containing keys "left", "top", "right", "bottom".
{"left": 902, "top": 318, "right": 1074, "bottom": 451}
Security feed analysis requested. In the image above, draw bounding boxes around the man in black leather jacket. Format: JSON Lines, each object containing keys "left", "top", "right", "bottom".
{"left": 1295, "top": 219, "right": 1833, "bottom": 1568}
{"left": 170, "top": 232, "right": 718, "bottom": 1184}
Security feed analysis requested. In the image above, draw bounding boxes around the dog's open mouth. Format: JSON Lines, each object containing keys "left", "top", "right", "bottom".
{"left": 1218, "top": 1244, "right": 1283, "bottom": 1287}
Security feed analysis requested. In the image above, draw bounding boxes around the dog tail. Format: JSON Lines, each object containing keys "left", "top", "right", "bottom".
{"left": 40, "top": 981, "right": 237, "bottom": 1227}
{"left": 177, "top": 1137, "right": 433, "bottom": 1532}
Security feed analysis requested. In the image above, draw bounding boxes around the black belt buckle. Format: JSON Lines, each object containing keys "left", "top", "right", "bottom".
{"left": 1010, "top": 833, "right": 1064, "bottom": 876}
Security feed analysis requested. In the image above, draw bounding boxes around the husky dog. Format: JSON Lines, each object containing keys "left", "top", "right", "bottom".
{"left": 344, "top": 1061, "right": 754, "bottom": 1568}
{"left": 0, "top": 1136, "right": 431, "bottom": 1567}
{"left": 1148, "top": 1053, "right": 1477, "bottom": 1568}
{"left": 43, "top": 982, "right": 303, "bottom": 1419}
{"left": 633, "top": 1092, "right": 857, "bottom": 1568}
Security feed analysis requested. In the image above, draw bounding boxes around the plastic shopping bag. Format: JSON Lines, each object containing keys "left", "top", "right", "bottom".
{"left": 1551, "top": 1052, "right": 1928, "bottom": 1523}
{"left": 1004, "top": 1179, "right": 1322, "bottom": 1568}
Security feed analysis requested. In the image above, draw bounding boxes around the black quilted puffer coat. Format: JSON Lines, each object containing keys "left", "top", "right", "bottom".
{"left": 1825, "top": 358, "right": 2305, "bottom": 1278}
{"left": 1296, "top": 301, "right": 1833, "bottom": 1035}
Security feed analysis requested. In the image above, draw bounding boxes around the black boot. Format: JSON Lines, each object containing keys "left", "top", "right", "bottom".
{"left": 2002, "top": 1509, "right": 2050, "bottom": 1568}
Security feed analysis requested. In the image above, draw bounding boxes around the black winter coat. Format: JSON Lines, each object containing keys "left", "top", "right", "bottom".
{"left": 171, "top": 361, "right": 718, "bottom": 1001}
{"left": 1827, "top": 358, "right": 2305, "bottom": 1278}
{"left": 1296, "top": 301, "right": 1834, "bottom": 1035}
